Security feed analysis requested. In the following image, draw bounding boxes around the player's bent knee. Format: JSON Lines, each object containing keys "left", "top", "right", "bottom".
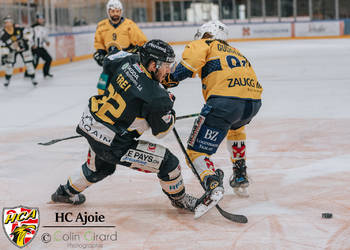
{"left": 83, "top": 162, "right": 115, "bottom": 183}
{"left": 158, "top": 149, "right": 180, "bottom": 181}
{"left": 186, "top": 149, "right": 209, "bottom": 164}
{"left": 82, "top": 149, "right": 116, "bottom": 183}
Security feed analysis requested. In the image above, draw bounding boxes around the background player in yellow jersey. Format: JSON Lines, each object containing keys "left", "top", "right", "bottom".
{"left": 163, "top": 20, "right": 263, "bottom": 198}
{"left": 93, "top": 0, "right": 147, "bottom": 68}
{"left": 94, "top": 0, "right": 147, "bottom": 94}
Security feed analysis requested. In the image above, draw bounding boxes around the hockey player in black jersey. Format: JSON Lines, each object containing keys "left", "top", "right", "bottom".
{"left": 51, "top": 39, "right": 200, "bottom": 214}
{"left": 0, "top": 15, "right": 37, "bottom": 87}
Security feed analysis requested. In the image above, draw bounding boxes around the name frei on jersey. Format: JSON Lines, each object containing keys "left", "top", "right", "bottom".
{"left": 179, "top": 39, "right": 263, "bottom": 101}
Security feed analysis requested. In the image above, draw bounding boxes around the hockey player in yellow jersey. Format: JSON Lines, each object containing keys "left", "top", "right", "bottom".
{"left": 163, "top": 20, "right": 263, "bottom": 198}
{"left": 93, "top": 0, "right": 147, "bottom": 68}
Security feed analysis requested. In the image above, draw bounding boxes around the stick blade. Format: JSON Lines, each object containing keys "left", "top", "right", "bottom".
{"left": 215, "top": 205, "right": 248, "bottom": 223}
{"left": 38, "top": 140, "right": 58, "bottom": 146}
{"left": 38, "top": 135, "right": 82, "bottom": 146}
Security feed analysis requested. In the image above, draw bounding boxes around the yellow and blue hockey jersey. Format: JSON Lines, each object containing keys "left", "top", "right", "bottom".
{"left": 171, "top": 39, "right": 263, "bottom": 101}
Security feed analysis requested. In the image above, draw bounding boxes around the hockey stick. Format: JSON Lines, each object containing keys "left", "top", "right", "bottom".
{"left": 176, "top": 113, "right": 199, "bottom": 120}
{"left": 38, "top": 113, "right": 200, "bottom": 146}
{"left": 172, "top": 127, "right": 248, "bottom": 223}
{"left": 38, "top": 135, "right": 82, "bottom": 146}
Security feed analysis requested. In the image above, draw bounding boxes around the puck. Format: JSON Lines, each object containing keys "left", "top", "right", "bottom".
{"left": 322, "top": 213, "right": 332, "bottom": 219}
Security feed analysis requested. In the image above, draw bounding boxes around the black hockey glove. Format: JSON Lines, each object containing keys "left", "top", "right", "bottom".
{"left": 93, "top": 49, "right": 107, "bottom": 66}
{"left": 107, "top": 45, "right": 120, "bottom": 55}
{"left": 162, "top": 73, "right": 179, "bottom": 89}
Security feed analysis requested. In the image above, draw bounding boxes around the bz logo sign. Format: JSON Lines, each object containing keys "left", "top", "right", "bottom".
{"left": 204, "top": 129, "right": 219, "bottom": 142}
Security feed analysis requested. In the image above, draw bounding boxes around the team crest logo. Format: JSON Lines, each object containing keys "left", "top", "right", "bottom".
{"left": 2, "top": 206, "right": 39, "bottom": 248}
{"left": 148, "top": 143, "right": 156, "bottom": 152}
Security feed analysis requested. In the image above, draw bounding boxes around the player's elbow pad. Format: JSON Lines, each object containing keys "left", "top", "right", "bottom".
{"left": 154, "top": 123, "right": 174, "bottom": 139}
{"left": 154, "top": 110, "right": 176, "bottom": 139}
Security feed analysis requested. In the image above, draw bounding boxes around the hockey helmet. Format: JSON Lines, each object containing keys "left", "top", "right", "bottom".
{"left": 36, "top": 13, "right": 44, "bottom": 19}
{"left": 106, "top": 0, "right": 123, "bottom": 13}
{"left": 139, "top": 39, "right": 175, "bottom": 68}
{"left": 194, "top": 20, "right": 228, "bottom": 41}
{"left": 106, "top": 0, "right": 123, "bottom": 22}
{"left": 3, "top": 15, "right": 13, "bottom": 24}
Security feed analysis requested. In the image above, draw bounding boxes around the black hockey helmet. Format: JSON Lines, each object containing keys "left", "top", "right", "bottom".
{"left": 139, "top": 39, "right": 175, "bottom": 68}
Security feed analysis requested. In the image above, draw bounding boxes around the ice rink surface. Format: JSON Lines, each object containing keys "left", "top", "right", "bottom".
{"left": 1, "top": 38, "right": 350, "bottom": 249}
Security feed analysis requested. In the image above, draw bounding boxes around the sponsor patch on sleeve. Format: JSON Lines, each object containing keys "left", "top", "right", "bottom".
{"left": 161, "top": 111, "right": 173, "bottom": 124}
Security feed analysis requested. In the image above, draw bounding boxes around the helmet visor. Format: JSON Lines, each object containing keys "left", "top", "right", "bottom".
{"left": 156, "top": 60, "right": 175, "bottom": 70}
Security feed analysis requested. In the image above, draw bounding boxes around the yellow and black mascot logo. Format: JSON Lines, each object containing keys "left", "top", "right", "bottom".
{"left": 2, "top": 206, "right": 39, "bottom": 248}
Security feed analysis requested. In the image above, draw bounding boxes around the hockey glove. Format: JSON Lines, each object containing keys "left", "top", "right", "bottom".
{"left": 93, "top": 49, "right": 107, "bottom": 66}
{"left": 107, "top": 45, "right": 120, "bottom": 55}
{"left": 106, "top": 41, "right": 121, "bottom": 55}
{"left": 162, "top": 73, "right": 179, "bottom": 89}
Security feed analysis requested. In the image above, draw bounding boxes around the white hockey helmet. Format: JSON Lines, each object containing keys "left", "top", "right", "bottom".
{"left": 194, "top": 20, "right": 228, "bottom": 41}
{"left": 3, "top": 15, "right": 13, "bottom": 24}
{"left": 106, "top": 0, "right": 123, "bottom": 12}
{"left": 106, "top": 0, "right": 123, "bottom": 22}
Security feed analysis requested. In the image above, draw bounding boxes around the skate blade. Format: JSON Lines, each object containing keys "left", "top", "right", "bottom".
{"left": 194, "top": 188, "right": 224, "bottom": 219}
{"left": 234, "top": 187, "right": 249, "bottom": 197}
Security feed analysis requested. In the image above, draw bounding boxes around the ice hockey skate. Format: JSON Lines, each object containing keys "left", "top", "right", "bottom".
{"left": 31, "top": 77, "right": 38, "bottom": 86}
{"left": 170, "top": 193, "right": 198, "bottom": 212}
{"left": 229, "top": 159, "right": 249, "bottom": 197}
{"left": 194, "top": 169, "right": 224, "bottom": 219}
{"left": 50, "top": 185, "right": 86, "bottom": 205}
